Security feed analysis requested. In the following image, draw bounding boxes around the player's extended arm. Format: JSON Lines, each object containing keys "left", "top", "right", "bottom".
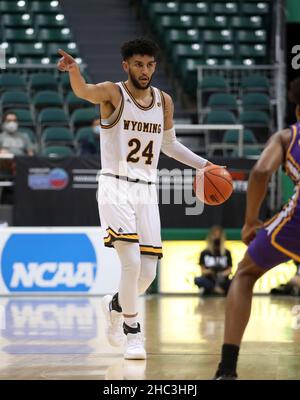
{"left": 57, "top": 49, "right": 114, "bottom": 104}
{"left": 242, "top": 130, "right": 288, "bottom": 244}
{"left": 160, "top": 93, "right": 209, "bottom": 169}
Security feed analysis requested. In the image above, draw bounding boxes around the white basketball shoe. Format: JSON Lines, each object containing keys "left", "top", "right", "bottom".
{"left": 123, "top": 323, "right": 146, "bottom": 360}
{"left": 101, "top": 294, "right": 125, "bottom": 347}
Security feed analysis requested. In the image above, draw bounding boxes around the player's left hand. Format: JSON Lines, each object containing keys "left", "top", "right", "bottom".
{"left": 242, "top": 220, "right": 263, "bottom": 245}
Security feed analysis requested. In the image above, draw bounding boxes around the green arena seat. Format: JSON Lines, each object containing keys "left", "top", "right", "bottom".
{"left": 4, "top": 28, "right": 37, "bottom": 42}
{"left": 239, "top": 44, "right": 266, "bottom": 60}
{"left": 205, "top": 110, "right": 236, "bottom": 124}
{"left": 76, "top": 127, "right": 97, "bottom": 147}
{"left": 65, "top": 92, "right": 91, "bottom": 113}
{"left": 230, "top": 16, "right": 262, "bottom": 29}
{"left": 223, "top": 129, "right": 257, "bottom": 144}
{"left": 196, "top": 16, "right": 228, "bottom": 29}
{"left": 164, "top": 29, "right": 202, "bottom": 45}
{"left": 0, "top": 2, "right": 29, "bottom": 13}
{"left": 29, "top": 73, "right": 58, "bottom": 92}
{"left": 0, "top": 74, "right": 26, "bottom": 92}
{"left": 70, "top": 108, "right": 98, "bottom": 130}
{"left": 155, "top": 15, "right": 194, "bottom": 34}
{"left": 241, "top": 3, "right": 269, "bottom": 15}
{"left": 236, "top": 30, "right": 267, "bottom": 43}
{"left": 14, "top": 43, "right": 47, "bottom": 57}
{"left": 17, "top": 57, "right": 52, "bottom": 65}
{"left": 35, "top": 14, "right": 67, "bottom": 28}
{"left": 31, "top": 1, "right": 62, "bottom": 14}
{"left": 149, "top": 2, "right": 179, "bottom": 17}
{"left": 203, "top": 30, "right": 233, "bottom": 43}
{"left": 19, "top": 127, "right": 37, "bottom": 144}
{"left": 42, "top": 127, "right": 74, "bottom": 146}
{"left": 241, "top": 74, "right": 270, "bottom": 92}
{"left": 38, "top": 108, "right": 69, "bottom": 129}
{"left": 242, "top": 93, "right": 270, "bottom": 111}
{"left": 39, "top": 28, "right": 72, "bottom": 42}
{"left": 207, "top": 93, "right": 238, "bottom": 112}
{"left": 48, "top": 43, "right": 79, "bottom": 58}
{"left": 205, "top": 44, "right": 235, "bottom": 58}
{"left": 33, "top": 91, "right": 63, "bottom": 111}
{"left": 200, "top": 75, "right": 228, "bottom": 92}
{"left": 1, "top": 91, "right": 30, "bottom": 111}
{"left": 212, "top": 2, "right": 239, "bottom": 15}
{"left": 2, "top": 14, "right": 32, "bottom": 28}
{"left": 181, "top": 3, "right": 209, "bottom": 15}
{"left": 8, "top": 108, "right": 34, "bottom": 127}
{"left": 239, "top": 111, "right": 269, "bottom": 128}
{"left": 42, "top": 145, "right": 75, "bottom": 157}
{"left": 172, "top": 43, "right": 203, "bottom": 63}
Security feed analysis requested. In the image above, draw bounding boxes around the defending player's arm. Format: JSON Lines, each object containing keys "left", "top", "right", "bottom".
{"left": 57, "top": 49, "right": 118, "bottom": 104}
{"left": 160, "top": 93, "right": 209, "bottom": 169}
{"left": 242, "top": 129, "right": 290, "bottom": 245}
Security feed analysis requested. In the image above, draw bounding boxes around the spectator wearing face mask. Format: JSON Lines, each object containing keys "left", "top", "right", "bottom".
{"left": 0, "top": 112, "right": 34, "bottom": 156}
{"left": 78, "top": 118, "right": 100, "bottom": 155}
{"left": 194, "top": 226, "right": 233, "bottom": 296}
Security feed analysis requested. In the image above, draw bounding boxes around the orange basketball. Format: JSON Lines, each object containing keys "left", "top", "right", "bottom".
{"left": 193, "top": 165, "right": 233, "bottom": 205}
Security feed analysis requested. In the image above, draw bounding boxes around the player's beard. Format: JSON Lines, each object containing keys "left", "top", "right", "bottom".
{"left": 129, "top": 70, "right": 152, "bottom": 90}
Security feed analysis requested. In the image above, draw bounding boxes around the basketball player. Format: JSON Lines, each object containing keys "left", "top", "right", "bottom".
{"left": 214, "top": 77, "right": 300, "bottom": 379}
{"left": 57, "top": 38, "right": 212, "bottom": 359}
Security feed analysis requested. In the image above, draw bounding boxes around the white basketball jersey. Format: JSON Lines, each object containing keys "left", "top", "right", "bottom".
{"left": 99, "top": 81, "right": 165, "bottom": 183}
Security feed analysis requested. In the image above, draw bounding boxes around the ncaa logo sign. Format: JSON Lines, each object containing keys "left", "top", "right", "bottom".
{"left": 1, "top": 234, "right": 97, "bottom": 292}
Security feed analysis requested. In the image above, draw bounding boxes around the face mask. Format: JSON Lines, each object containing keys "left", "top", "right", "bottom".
{"left": 4, "top": 121, "right": 18, "bottom": 134}
{"left": 213, "top": 238, "right": 221, "bottom": 247}
{"left": 93, "top": 126, "right": 101, "bottom": 135}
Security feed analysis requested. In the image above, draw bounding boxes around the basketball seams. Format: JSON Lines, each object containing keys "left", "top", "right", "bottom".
{"left": 207, "top": 170, "right": 233, "bottom": 186}
{"left": 205, "top": 175, "right": 226, "bottom": 202}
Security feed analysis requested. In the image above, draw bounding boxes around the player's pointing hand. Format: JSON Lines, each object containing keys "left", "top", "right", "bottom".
{"left": 57, "top": 49, "right": 78, "bottom": 72}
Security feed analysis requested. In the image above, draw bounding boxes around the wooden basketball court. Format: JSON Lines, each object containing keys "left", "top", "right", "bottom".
{"left": 0, "top": 295, "right": 299, "bottom": 380}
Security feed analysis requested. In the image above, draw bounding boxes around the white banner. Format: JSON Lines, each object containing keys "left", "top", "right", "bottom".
{"left": 0, "top": 227, "right": 121, "bottom": 295}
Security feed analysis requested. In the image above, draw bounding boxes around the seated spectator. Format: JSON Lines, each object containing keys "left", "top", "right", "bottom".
{"left": 0, "top": 112, "right": 34, "bottom": 156}
{"left": 270, "top": 260, "right": 300, "bottom": 296}
{"left": 194, "top": 226, "right": 233, "bottom": 296}
{"left": 78, "top": 118, "right": 100, "bottom": 155}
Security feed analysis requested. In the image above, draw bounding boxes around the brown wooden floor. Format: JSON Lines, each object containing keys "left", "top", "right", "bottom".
{"left": 0, "top": 295, "right": 299, "bottom": 380}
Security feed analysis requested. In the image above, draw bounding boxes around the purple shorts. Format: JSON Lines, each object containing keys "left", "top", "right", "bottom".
{"left": 248, "top": 193, "right": 300, "bottom": 269}
{"left": 248, "top": 228, "right": 290, "bottom": 270}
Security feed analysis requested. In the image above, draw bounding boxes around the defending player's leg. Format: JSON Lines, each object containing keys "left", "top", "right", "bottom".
{"left": 214, "top": 251, "right": 267, "bottom": 379}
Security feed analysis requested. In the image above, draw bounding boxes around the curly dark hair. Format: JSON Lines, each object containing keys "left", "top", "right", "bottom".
{"left": 121, "top": 37, "right": 160, "bottom": 61}
{"left": 288, "top": 77, "right": 300, "bottom": 105}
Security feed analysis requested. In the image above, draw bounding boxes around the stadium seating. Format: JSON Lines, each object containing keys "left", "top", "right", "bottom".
{"left": 42, "top": 127, "right": 74, "bottom": 147}
{"left": 42, "top": 145, "right": 75, "bottom": 157}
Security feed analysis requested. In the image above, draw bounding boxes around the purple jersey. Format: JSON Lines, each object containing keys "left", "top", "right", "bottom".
{"left": 248, "top": 123, "right": 300, "bottom": 269}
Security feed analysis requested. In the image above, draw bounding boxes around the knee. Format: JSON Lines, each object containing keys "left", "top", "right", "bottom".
{"left": 234, "top": 259, "right": 263, "bottom": 284}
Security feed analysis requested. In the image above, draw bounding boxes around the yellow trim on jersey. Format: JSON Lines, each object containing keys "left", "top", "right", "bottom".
{"left": 121, "top": 81, "right": 155, "bottom": 111}
{"left": 100, "top": 89, "right": 124, "bottom": 129}
{"left": 270, "top": 187, "right": 300, "bottom": 262}
{"left": 285, "top": 125, "right": 300, "bottom": 175}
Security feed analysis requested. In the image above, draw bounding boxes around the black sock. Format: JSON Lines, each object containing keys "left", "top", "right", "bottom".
{"left": 123, "top": 322, "right": 140, "bottom": 335}
{"left": 216, "top": 343, "right": 239, "bottom": 377}
{"left": 110, "top": 293, "right": 122, "bottom": 312}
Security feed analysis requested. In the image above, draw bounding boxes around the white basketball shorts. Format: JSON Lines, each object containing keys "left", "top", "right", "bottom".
{"left": 97, "top": 174, "right": 163, "bottom": 258}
